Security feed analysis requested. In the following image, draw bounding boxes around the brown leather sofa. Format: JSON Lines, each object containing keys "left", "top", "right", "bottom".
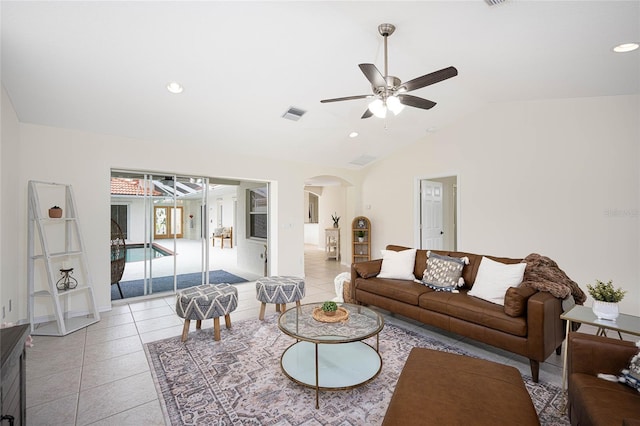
{"left": 349, "top": 245, "right": 565, "bottom": 382}
{"left": 568, "top": 332, "right": 640, "bottom": 425}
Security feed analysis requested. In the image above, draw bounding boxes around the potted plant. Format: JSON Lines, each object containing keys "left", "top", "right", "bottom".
{"left": 321, "top": 301, "right": 338, "bottom": 316}
{"left": 331, "top": 213, "right": 340, "bottom": 228}
{"left": 356, "top": 230, "right": 365, "bottom": 242}
{"left": 587, "top": 279, "right": 626, "bottom": 320}
{"left": 48, "top": 205, "right": 63, "bottom": 218}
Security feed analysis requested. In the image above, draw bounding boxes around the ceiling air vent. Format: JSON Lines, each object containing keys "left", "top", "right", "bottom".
{"left": 485, "top": 0, "right": 507, "bottom": 5}
{"left": 349, "top": 155, "right": 377, "bottom": 166}
{"left": 282, "top": 106, "right": 307, "bottom": 121}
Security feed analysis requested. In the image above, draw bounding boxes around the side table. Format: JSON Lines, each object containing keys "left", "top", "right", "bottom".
{"left": 560, "top": 305, "right": 640, "bottom": 411}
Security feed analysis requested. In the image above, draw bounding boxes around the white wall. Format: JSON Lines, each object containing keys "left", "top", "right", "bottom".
{"left": 1, "top": 85, "right": 21, "bottom": 323}
{"left": 362, "top": 95, "right": 640, "bottom": 315}
{"left": 7, "top": 118, "right": 358, "bottom": 318}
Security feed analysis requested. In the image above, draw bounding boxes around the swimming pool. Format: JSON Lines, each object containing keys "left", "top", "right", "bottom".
{"left": 126, "top": 243, "right": 173, "bottom": 263}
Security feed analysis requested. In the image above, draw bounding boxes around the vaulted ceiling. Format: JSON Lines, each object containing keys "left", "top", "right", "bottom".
{"left": 2, "top": 1, "right": 638, "bottom": 169}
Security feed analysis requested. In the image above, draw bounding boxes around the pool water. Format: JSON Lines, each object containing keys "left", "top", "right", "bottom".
{"left": 126, "top": 244, "right": 172, "bottom": 262}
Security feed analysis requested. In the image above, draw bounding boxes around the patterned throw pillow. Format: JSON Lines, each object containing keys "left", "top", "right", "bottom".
{"left": 620, "top": 341, "right": 640, "bottom": 391}
{"left": 421, "top": 251, "right": 469, "bottom": 291}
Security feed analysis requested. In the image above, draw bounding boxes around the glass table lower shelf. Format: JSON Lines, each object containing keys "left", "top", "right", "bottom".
{"left": 281, "top": 340, "right": 382, "bottom": 390}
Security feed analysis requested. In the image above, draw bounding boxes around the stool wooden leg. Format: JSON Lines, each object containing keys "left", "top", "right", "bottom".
{"left": 213, "top": 317, "right": 221, "bottom": 341}
{"left": 196, "top": 320, "right": 202, "bottom": 330}
{"left": 281, "top": 303, "right": 286, "bottom": 312}
{"left": 259, "top": 302, "right": 266, "bottom": 320}
{"left": 276, "top": 304, "right": 281, "bottom": 313}
{"left": 296, "top": 300, "right": 301, "bottom": 308}
{"left": 224, "top": 314, "right": 231, "bottom": 329}
{"left": 181, "top": 319, "right": 190, "bottom": 342}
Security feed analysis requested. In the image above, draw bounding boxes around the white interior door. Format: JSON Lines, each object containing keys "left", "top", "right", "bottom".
{"left": 420, "top": 180, "right": 444, "bottom": 250}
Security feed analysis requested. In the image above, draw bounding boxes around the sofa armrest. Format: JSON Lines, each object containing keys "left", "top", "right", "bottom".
{"left": 525, "top": 291, "right": 564, "bottom": 361}
{"left": 568, "top": 332, "right": 637, "bottom": 377}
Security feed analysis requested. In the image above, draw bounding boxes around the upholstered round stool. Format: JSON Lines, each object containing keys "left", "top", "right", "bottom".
{"left": 176, "top": 283, "right": 238, "bottom": 342}
{"left": 255, "top": 276, "right": 305, "bottom": 320}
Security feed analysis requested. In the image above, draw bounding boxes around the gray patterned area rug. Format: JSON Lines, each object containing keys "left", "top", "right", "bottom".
{"left": 144, "top": 315, "right": 569, "bottom": 425}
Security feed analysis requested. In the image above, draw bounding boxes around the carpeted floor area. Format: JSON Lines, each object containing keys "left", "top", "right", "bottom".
{"left": 112, "top": 269, "right": 248, "bottom": 300}
{"left": 144, "top": 314, "right": 569, "bottom": 425}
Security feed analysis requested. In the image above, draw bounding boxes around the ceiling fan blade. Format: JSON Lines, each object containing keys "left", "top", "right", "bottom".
{"left": 398, "top": 94, "right": 437, "bottom": 110}
{"left": 359, "top": 63, "right": 386, "bottom": 88}
{"left": 401, "top": 66, "right": 458, "bottom": 92}
{"left": 361, "top": 109, "right": 373, "bottom": 119}
{"left": 320, "top": 94, "right": 371, "bottom": 103}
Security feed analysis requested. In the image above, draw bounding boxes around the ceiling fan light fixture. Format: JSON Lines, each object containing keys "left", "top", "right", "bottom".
{"left": 368, "top": 98, "right": 387, "bottom": 118}
{"left": 613, "top": 42, "right": 639, "bottom": 53}
{"left": 387, "top": 95, "right": 404, "bottom": 115}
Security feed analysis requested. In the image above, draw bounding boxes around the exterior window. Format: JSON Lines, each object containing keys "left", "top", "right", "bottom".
{"left": 248, "top": 186, "right": 267, "bottom": 239}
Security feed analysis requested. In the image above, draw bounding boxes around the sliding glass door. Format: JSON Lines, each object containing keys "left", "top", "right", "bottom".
{"left": 110, "top": 170, "right": 211, "bottom": 300}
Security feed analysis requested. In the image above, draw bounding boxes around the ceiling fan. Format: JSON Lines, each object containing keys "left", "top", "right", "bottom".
{"left": 320, "top": 23, "right": 458, "bottom": 119}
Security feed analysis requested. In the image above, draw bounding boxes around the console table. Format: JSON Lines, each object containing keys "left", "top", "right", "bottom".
{"left": 325, "top": 228, "right": 340, "bottom": 261}
{"left": 1, "top": 324, "right": 29, "bottom": 426}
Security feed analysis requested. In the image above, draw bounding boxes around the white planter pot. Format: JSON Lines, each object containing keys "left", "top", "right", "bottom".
{"left": 357, "top": 237, "right": 364, "bottom": 243}
{"left": 592, "top": 300, "right": 619, "bottom": 321}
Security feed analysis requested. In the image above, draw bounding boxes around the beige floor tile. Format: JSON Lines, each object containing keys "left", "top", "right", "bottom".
{"left": 26, "top": 393, "right": 78, "bottom": 426}
{"left": 87, "top": 311, "right": 134, "bottom": 330}
{"left": 29, "top": 330, "right": 86, "bottom": 352}
{"left": 26, "top": 366, "right": 82, "bottom": 408}
{"left": 139, "top": 324, "right": 184, "bottom": 344}
{"left": 99, "top": 304, "right": 131, "bottom": 317}
{"left": 83, "top": 335, "right": 142, "bottom": 363}
{"left": 27, "top": 345, "right": 84, "bottom": 381}
{"left": 81, "top": 350, "right": 150, "bottom": 390}
{"left": 134, "top": 314, "right": 183, "bottom": 334}
{"left": 85, "top": 322, "right": 139, "bottom": 345}
{"left": 76, "top": 371, "right": 157, "bottom": 425}
{"left": 128, "top": 298, "right": 172, "bottom": 312}
{"left": 131, "top": 305, "right": 175, "bottom": 322}
{"left": 87, "top": 399, "right": 166, "bottom": 426}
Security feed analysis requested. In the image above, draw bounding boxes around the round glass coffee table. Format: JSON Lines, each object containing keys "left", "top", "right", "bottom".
{"left": 278, "top": 303, "right": 384, "bottom": 408}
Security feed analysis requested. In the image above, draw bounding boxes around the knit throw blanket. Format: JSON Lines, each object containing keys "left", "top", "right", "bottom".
{"left": 521, "top": 253, "right": 587, "bottom": 305}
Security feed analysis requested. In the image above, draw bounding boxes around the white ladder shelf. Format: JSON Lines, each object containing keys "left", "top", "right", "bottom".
{"left": 27, "top": 181, "right": 100, "bottom": 336}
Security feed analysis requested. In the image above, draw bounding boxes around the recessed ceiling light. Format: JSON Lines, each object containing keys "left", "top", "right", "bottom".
{"left": 349, "top": 132, "right": 359, "bottom": 138}
{"left": 166, "top": 81, "right": 184, "bottom": 94}
{"left": 613, "top": 43, "right": 639, "bottom": 53}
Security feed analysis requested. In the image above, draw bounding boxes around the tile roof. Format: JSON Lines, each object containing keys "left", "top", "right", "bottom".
{"left": 110, "top": 178, "right": 162, "bottom": 196}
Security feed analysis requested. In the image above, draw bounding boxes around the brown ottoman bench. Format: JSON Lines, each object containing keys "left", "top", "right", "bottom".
{"left": 383, "top": 348, "right": 540, "bottom": 425}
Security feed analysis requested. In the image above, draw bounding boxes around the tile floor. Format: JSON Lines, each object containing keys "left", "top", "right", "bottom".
{"left": 26, "top": 247, "right": 593, "bottom": 425}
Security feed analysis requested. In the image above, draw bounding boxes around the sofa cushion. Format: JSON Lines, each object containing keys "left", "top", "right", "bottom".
{"left": 504, "top": 286, "right": 538, "bottom": 317}
{"left": 356, "top": 277, "right": 431, "bottom": 306}
{"left": 422, "top": 251, "right": 468, "bottom": 289}
{"left": 419, "top": 290, "right": 527, "bottom": 336}
{"left": 569, "top": 373, "right": 640, "bottom": 426}
{"left": 378, "top": 248, "right": 417, "bottom": 280}
{"left": 467, "top": 257, "right": 527, "bottom": 306}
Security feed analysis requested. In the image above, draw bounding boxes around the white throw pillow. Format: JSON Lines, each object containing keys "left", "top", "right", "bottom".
{"left": 467, "top": 256, "right": 527, "bottom": 305}
{"left": 377, "top": 248, "right": 417, "bottom": 280}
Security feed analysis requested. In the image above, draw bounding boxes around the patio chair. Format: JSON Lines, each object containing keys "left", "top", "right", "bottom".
{"left": 213, "top": 226, "right": 233, "bottom": 248}
{"left": 111, "top": 219, "right": 127, "bottom": 299}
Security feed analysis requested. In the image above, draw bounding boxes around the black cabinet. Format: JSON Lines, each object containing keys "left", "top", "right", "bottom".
{"left": 1, "top": 324, "right": 29, "bottom": 426}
